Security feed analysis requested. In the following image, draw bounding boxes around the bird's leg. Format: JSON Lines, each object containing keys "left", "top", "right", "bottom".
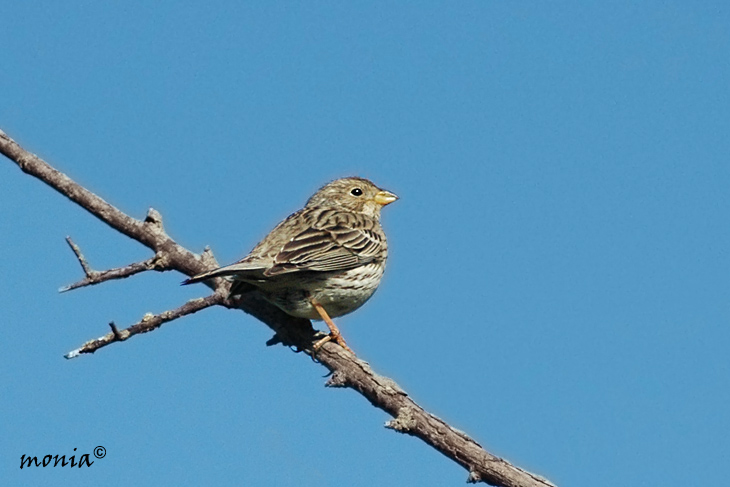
{"left": 311, "top": 300, "right": 353, "bottom": 354}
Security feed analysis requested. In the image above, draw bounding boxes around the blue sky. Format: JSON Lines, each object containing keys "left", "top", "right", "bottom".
{"left": 2, "top": 2, "right": 729, "bottom": 486}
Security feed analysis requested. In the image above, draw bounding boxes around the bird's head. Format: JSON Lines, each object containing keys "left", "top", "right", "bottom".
{"left": 305, "top": 177, "right": 398, "bottom": 218}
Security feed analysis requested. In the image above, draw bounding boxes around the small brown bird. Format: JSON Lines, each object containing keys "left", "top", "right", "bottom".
{"left": 183, "top": 177, "right": 398, "bottom": 353}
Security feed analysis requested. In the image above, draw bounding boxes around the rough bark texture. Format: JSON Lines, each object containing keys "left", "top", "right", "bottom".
{"left": 0, "top": 128, "right": 556, "bottom": 487}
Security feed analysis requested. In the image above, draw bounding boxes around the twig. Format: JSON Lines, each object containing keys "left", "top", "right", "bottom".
{"left": 65, "top": 293, "right": 228, "bottom": 358}
{"left": 109, "top": 322, "right": 123, "bottom": 340}
{"left": 1, "top": 128, "right": 555, "bottom": 487}
{"left": 59, "top": 236, "right": 171, "bottom": 292}
{"left": 65, "top": 236, "right": 92, "bottom": 275}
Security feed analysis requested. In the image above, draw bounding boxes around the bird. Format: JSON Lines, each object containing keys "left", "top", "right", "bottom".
{"left": 182, "top": 177, "right": 398, "bottom": 353}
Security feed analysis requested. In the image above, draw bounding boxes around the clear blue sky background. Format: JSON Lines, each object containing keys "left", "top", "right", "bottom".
{"left": 2, "top": 2, "right": 729, "bottom": 486}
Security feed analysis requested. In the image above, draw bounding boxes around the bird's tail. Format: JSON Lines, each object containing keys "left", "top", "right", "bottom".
{"left": 181, "top": 262, "right": 265, "bottom": 286}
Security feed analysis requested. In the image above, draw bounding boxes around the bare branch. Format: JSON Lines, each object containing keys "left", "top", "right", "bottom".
{"left": 65, "top": 236, "right": 92, "bottom": 275}
{"left": 59, "top": 236, "right": 170, "bottom": 292}
{"left": 1, "top": 128, "right": 556, "bottom": 487}
{"left": 0, "top": 129, "right": 214, "bottom": 280}
{"left": 64, "top": 292, "right": 228, "bottom": 359}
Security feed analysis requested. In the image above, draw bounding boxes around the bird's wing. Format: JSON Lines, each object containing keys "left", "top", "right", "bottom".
{"left": 265, "top": 222, "right": 384, "bottom": 276}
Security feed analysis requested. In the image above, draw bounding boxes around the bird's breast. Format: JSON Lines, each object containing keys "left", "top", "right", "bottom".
{"left": 263, "top": 262, "right": 386, "bottom": 320}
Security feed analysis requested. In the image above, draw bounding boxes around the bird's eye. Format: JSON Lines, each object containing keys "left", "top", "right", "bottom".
{"left": 351, "top": 188, "right": 363, "bottom": 196}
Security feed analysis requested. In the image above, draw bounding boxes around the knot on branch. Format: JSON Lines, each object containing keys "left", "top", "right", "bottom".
{"left": 385, "top": 407, "right": 418, "bottom": 432}
{"left": 466, "top": 469, "right": 482, "bottom": 484}
{"left": 144, "top": 207, "right": 164, "bottom": 231}
{"left": 325, "top": 369, "right": 348, "bottom": 388}
{"left": 151, "top": 252, "right": 170, "bottom": 270}
{"left": 201, "top": 246, "right": 218, "bottom": 267}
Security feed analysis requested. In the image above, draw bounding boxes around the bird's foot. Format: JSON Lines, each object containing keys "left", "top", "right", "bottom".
{"left": 310, "top": 300, "right": 355, "bottom": 354}
{"left": 313, "top": 331, "right": 353, "bottom": 354}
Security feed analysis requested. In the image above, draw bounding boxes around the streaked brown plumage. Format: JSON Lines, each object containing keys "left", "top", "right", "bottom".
{"left": 183, "top": 177, "right": 398, "bottom": 352}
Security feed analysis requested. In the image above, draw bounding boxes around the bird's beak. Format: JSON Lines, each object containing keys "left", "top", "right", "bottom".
{"left": 374, "top": 190, "right": 399, "bottom": 206}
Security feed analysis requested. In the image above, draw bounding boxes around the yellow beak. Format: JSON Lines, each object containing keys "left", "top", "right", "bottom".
{"left": 374, "top": 190, "right": 399, "bottom": 206}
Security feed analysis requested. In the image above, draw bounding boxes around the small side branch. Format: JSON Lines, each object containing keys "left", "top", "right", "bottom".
{"left": 65, "top": 293, "right": 227, "bottom": 358}
{"left": 65, "top": 236, "right": 92, "bottom": 275}
{"left": 60, "top": 236, "right": 171, "bottom": 292}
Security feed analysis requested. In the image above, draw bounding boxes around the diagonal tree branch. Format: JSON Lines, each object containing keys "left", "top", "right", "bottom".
{"left": 0, "top": 128, "right": 555, "bottom": 487}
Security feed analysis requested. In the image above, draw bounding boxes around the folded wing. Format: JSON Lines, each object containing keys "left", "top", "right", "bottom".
{"left": 265, "top": 223, "right": 384, "bottom": 276}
